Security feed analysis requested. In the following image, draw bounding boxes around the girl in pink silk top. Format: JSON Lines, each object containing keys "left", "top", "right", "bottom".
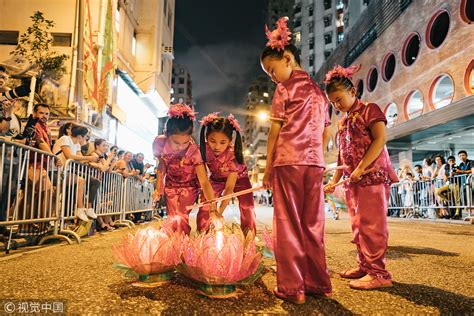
{"left": 324, "top": 65, "right": 398, "bottom": 290}
{"left": 152, "top": 104, "right": 216, "bottom": 235}
{"left": 196, "top": 113, "right": 256, "bottom": 235}
{"left": 260, "top": 17, "right": 332, "bottom": 305}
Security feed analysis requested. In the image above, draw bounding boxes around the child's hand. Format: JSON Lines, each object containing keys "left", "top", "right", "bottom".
{"left": 210, "top": 211, "right": 224, "bottom": 231}
{"left": 262, "top": 171, "right": 272, "bottom": 189}
{"left": 324, "top": 183, "right": 336, "bottom": 194}
{"left": 2, "top": 100, "right": 14, "bottom": 114}
{"left": 350, "top": 167, "right": 364, "bottom": 183}
{"left": 152, "top": 188, "right": 162, "bottom": 202}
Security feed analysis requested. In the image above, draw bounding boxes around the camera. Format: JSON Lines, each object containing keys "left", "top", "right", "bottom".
{"left": 15, "top": 116, "right": 39, "bottom": 146}
{"left": 0, "top": 85, "right": 31, "bottom": 103}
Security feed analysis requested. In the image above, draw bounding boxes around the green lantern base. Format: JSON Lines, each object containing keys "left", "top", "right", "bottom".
{"left": 198, "top": 284, "right": 241, "bottom": 299}
{"left": 131, "top": 271, "right": 174, "bottom": 288}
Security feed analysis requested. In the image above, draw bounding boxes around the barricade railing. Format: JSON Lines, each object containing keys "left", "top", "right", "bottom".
{"left": 53, "top": 159, "right": 136, "bottom": 244}
{"left": 121, "top": 177, "right": 155, "bottom": 223}
{"left": 90, "top": 167, "right": 125, "bottom": 218}
{"left": 0, "top": 138, "right": 68, "bottom": 253}
{"left": 388, "top": 174, "right": 473, "bottom": 220}
{"left": 1, "top": 142, "right": 157, "bottom": 251}
{"left": 464, "top": 174, "right": 473, "bottom": 221}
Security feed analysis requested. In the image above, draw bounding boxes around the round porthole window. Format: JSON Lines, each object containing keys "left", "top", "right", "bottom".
{"left": 430, "top": 74, "right": 454, "bottom": 109}
{"left": 385, "top": 102, "right": 398, "bottom": 128}
{"left": 426, "top": 10, "right": 450, "bottom": 49}
{"left": 382, "top": 53, "right": 396, "bottom": 82}
{"left": 367, "top": 66, "right": 378, "bottom": 92}
{"left": 403, "top": 33, "right": 421, "bottom": 66}
{"left": 405, "top": 90, "right": 424, "bottom": 119}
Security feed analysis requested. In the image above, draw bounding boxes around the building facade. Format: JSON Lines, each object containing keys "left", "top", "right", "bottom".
{"left": 171, "top": 63, "right": 193, "bottom": 105}
{"left": 315, "top": 0, "right": 474, "bottom": 165}
{"left": 294, "top": 0, "right": 369, "bottom": 77}
{"left": 0, "top": 0, "right": 175, "bottom": 160}
{"left": 268, "top": 0, "right": 294, "bottom": 26}
{"left": 243, "top": 76, "right": 275, "bottom": 184}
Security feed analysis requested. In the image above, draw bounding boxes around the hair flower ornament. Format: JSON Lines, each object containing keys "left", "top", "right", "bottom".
{"left": 200, "top": 112, "right": 221, "bottom": 126}
{"left": 168, "top": 103, "right": 197, "bottom": 120}
{"left": 265, "top": 17, "right": 291, "bottom": 51}
{"left": 227, "top": 114, "right": 241, "bottom": 132}
{"left": 324, "top": 64, "right": 361, "bottom": 84}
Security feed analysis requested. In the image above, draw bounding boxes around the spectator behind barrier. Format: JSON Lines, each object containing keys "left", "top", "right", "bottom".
{"left": 88, "top": 138, "right": 117, "bottom": 231}
{"left": 456, "top": 150, "right": 472, "bottom": 209}
{"left": 0, "top": 66, "right": 12, "bottom": 134}
{"left": 130, "top": 152, "right": 152, "bottom": 177}
{"left": 52, "top": 125, "right": 99, "bottom": 222}
{"left": 436, "top": 156, "right": 461, "bottom": 219}
{"left": 114, "top": 151, "right": 139, "bottom": 178}
{"left": 422, "top": 158, "right": 434, "bottom": 180}
{"left": 88, "top": 138, "right": 116, "bottom": 173}
{"left": 58, "top": 122, "right": 74, "bottom": 139}
{"left": 432, "top": 155, "right": 449, "bottom": 218}
{"left": 23, "top": 104, "right": 61, "bottom": 227}
{"left": 52, "top": 125, "right": 98, "bottom": 165}
{"left": 457, "top": 151, "right": 472, "bottom": 175}
{"left": 433, "top": 155, "right": 446, "bottom": 180}
{"left": 414, "top": 164, "right": 423, "bottom": 180}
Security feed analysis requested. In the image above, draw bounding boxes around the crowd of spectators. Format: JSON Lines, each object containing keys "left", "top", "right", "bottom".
{"left": 391, "top": 152, "right": 472, "bottom": 219}
{"left": 1, "top": 66, "right": 157, "bottom": 238}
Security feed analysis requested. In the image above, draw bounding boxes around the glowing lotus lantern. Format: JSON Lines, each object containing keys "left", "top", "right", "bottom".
{"left": 112, "top": 224, "right": 183, "bottom": 287}
{"left": 178, "top": 225, "right": 264, "bottom": 298}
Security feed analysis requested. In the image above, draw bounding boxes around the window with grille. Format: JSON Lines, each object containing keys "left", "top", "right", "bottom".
{"left": 0, "top": 30, "right": 19, "bottom": 45}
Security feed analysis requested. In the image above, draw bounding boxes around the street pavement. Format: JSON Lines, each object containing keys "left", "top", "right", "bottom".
{"left": 0, "top": 204, "right": 473, "bottom": 315}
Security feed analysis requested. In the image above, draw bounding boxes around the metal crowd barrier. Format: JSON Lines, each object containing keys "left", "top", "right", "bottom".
{"left": 388, "top": 174, "right": 473, "bottom": 220}
{"left": 120, "top": 177, "right": 155, "bottom": 223}
{"left": 90, "top": 167, "right": 126, "bottom": 222}
{"left": 0, "top": 138, "right": 66, "bottom": 253}
{"left": 50, "top": 159, "right": 145, "bottom": 244}
{"left": 1, "top": 140, "right": 156, "bottom": 251}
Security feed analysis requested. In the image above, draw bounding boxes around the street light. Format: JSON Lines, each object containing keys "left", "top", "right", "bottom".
{"left": 258, "top": 111, "right": 269, "bottom": 121}
{"left": 257, "top": 111, "right": 286, "bottom": 123}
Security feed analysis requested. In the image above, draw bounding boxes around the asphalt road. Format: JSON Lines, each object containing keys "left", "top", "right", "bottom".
{"left": 0, "top": 205, "right": 473, "bottom": 315}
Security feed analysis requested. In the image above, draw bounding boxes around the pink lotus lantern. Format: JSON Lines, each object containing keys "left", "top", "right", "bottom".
{"left": 112, "top": 224, "right": 183, "bottom": 287}
{"left": 178, "top": 226, "right": 264, "bottom": 298}
{"left": 261, "top": 227, "right": 275, "bottom": 259}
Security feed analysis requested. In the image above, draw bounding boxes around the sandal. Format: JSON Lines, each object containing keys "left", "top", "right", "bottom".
{"left": 349, "top": 277, "right": 393, "bottom": 290}
{"left": 339, "top": 268, "right": 367, "bottom": 279}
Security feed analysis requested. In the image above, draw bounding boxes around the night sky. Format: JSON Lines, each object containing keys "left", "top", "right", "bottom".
{"left": 173, "top": 0, "right": 269, "bottom": 120}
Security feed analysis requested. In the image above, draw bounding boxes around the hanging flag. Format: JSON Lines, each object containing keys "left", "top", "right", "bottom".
{"left": 83, "top": 0, "right": 99, "bottom": 112}
{"left": 98, "top": 0, "right": 115, "bottom": 112}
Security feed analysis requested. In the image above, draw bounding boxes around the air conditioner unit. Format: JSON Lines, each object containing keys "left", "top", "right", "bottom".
{"left": 162, "top": 46, "right": 174, "bottom": 60}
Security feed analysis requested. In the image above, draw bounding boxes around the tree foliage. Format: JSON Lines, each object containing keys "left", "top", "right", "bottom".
{"left": 11, "top": 11, "right": 69, "bottom": 82}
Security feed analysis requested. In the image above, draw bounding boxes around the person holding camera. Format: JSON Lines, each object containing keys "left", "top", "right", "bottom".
{"left": 0, "top": 66, "right": 30, "bottom": 135}
{"left": 435, "top": 156, "right": 461, "bottom": 219}
{"left": 86, "top": 138, "right": 117, "bottom": 231}
{"left": 0, "top": 66, "right": 13, "bottom": 134}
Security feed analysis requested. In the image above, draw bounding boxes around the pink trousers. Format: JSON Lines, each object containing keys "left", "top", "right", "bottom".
{"left": 273, "top": 165, "right": 332, "bottom": 295}
{"left": 197, "top": 177, "right": 256, "bottom": 234}
{"left": 164, "top": 185, "right": 199, "bottom": 235}
{"left": 345, "top": 184, "right": 391, "bottom": 279}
